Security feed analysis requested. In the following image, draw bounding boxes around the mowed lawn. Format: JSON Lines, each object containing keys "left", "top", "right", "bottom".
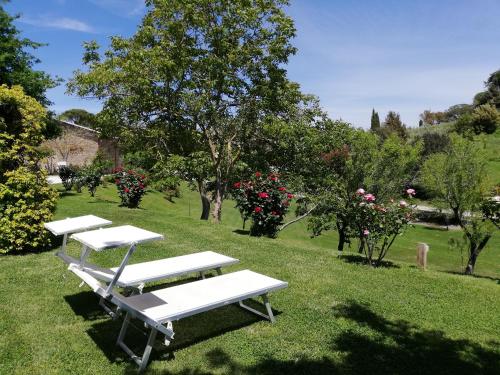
{"left": 0, "top": 184, "right": 499, "bottom": 374}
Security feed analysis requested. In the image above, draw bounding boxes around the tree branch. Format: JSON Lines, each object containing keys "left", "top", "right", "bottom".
{"left": 279, "top": 204, "right": 318, "bottom": 231}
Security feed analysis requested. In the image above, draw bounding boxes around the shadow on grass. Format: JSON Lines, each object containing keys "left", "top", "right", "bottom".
{"left": 232, "top": 229, "right": 250, "bottom": 236}
{"left": 64, "top": 291, "right": 109, "bottom": 321}
{"left": 0, "top": 236, "right": 62, "bottom": 257}
{"left": 151, "top": 301, "right": 499, "bottom": 375}
{"left": 420, "top": 225, "right": 451, "bottom": 232}
{"left": 330, "top": 301, "right": 500, "bottom": 375}
{"left": 445, "top": 271, "right": 500, "bottom": 284}
{"left": 88, "top": 302, "right": 274, "bottom": 367}
{"left": 58, "top": 190, "right": 77, "bottom": 197}
{"left": 339, "top": 254, "right": 400, "bottom": 269}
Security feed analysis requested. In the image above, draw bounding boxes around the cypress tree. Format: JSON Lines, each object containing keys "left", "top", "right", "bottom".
{"left": 370, "top": 108, "right": 380, "bottom": 131}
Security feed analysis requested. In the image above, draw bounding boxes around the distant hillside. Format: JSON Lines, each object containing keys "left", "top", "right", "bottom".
{"left": 408, "top": 124, "right": 500, "bottom": 189}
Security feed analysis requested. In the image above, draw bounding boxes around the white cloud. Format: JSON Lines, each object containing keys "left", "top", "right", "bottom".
{"left": 20, "top": 16, "right": 95, "bottom": 33}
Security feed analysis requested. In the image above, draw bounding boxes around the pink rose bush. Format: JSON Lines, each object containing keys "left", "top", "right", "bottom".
{"left": 232, "top": 172, "right": 292, "bottom": 237}
{"left": 114, "top": 167, "right": 147, "bottom": 208}
{"left": 353, "top": 188, "right": 415, "bottom": 266}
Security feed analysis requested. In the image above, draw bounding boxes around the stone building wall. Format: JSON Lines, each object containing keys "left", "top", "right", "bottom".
{"left": 41, "top": 121, "right": 121, "bottom": 173}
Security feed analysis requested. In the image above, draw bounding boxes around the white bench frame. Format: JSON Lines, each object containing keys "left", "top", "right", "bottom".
{"left": 69, "top": 266, "right": 286, "bottom": 372}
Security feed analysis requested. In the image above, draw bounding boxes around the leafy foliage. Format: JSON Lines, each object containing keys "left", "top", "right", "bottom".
{"left": 421, "top": 134, "right": 497, "bottom": 274}
{"left": 455, "top": 104, "right": 500, "bottom": 135}
{"left": 352, "top": 189, "right": 415, "bottom": 266}
{"left": 232, "top": 172, "right": 292, "bottom": 237}
{"left": 68, "top": 0, "right": 306, "bottom": 222}
{"left": 0, "top": 2, "right": 58, "bottom": 106}
{"left": 57, "top": 108, "right": 97, "bottom": 128}
{"left": 0, "top": 85, "right": 57, "bottom": 253}
{"left": 306, "top": 130, "right": 421, "bottom": 253}
{"left": 370, "top": 108, "right": 380, "bottom": 131}
{"left": 114, "top": 167, "right": 147, "bottom": 208}
{"left": 380, "top": 111, "right": 408, "bottom": 140}
{"left": 58, "top": 165, "right": 75, "bottom": 191}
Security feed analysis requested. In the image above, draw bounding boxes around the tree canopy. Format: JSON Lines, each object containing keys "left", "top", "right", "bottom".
{"left": 57, "top": 108, "right": 98, "bottom": 129}
{"left": 68, "top": 0, "right": 307, "bottom": 222}
{"left": 0, "top": 1, "right": 58, "bottom": 106}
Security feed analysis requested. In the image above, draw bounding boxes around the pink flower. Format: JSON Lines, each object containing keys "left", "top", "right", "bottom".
{"left": 254, "top": 206, "right": 262, "bottom": 213}
{"left": 258, "top": 192, "right": 269, "bottom": 199}
{"left": 287, "top": 193, "right": 294, "bottom": 199}
{"left": 124, "top": 188, "right": 130, "bottom": 193}
{"left": 269, "top": 175, "right": 278, "bottom": 181}
{"left": 363, "top": 193, "right": 375, "bottom": 202}
{"left": 278, "top": 187, "right": 286, "bottom": 192}
{"left": 356, "top": 188, "right": 365, "bottom": 195}
{"left": 363, "top": 229, "right": 369, "bottom": 236}
{"left": 399, "top": 200, "right": 408, "bottom": 208}
{"left": 255, "top": 171, "right": 262, "bottom": 178}
{"left": 406, "top": 188, "right": 416, "bottom": 197}
{"left": 271, "top": 210, "right": 279, "bottom": 216}
{"left": 233, "top": 182, "right": 241, "bottom": 189}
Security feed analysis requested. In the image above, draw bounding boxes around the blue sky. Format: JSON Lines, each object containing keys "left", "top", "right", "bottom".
{"left": 6, "top": 0, "right": 500, "bottom": 128}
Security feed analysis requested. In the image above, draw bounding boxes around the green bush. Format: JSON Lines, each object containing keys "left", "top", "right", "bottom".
{"left": 58, "top": 165, "right": 76, "bottom": 190}
{"left": 0, "top": 85, "right": 58, "bottom": 254}
{"left": 0, "top": 167, "right": 58, "bottom": 253}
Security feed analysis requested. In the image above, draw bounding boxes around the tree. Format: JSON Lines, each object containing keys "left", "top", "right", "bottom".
{"left": 485, "top": 70, "right": 500, "bottom": 109}
{"left": 0, "top": 85, "right": 57, "bottom": 253}
{"left": 469, "top": 104, "right": 499, "bottom": 135}
{"left": 0, "top": 1, "right": 58, "bottom": 106}
{"left": 420, "top": 134, "right": 497, "bottom": 275}
{"left": 445, "top": 104, "right": 472, "bottom": 121}
{"left": 370, "top": 108, "right": 380, "bottom": 131}
{"left": 68, "top": 0, "right": 303, "bottom": 223}
{"left": 306, "top": 129, "right": 421, "bottom": 253}
{"left": 455, "top": 104, "right": 500, "bottom": 135}
{"left": 57, "top": 108, "right": 97, "bottom": 129}
{"left": 381, "top": 111, "right": 407, "bottom": 139}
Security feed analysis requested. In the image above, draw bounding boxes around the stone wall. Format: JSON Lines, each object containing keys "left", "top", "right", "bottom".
{"left": 41, "top": 121, "right": 121, "bottom": 173}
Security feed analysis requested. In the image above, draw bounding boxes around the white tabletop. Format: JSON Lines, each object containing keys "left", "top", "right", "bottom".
{"left": 44, "top": 215, "right": 112, "bottom": 236}
{"left": 70, "top": 225, "right": 164, "bottom": 251}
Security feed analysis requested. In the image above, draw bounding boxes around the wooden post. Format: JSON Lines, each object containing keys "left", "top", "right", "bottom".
{"left": 417, "top": 243, "right": 429, "bottom": 270}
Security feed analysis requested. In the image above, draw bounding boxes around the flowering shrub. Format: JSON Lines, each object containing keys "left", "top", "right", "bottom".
{"left": 353, "top": 188, "right": 415, "bottom": 266}
{"left": 114, "top": 167, "right": 147, "bottom": 208}
{"left": 232, "top": 172, "right": 293, "bottom": 237}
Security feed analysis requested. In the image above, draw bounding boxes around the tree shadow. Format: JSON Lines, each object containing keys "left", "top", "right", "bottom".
{"left": 330, "top": 300, "right": 500, "bottom": 375}
{"left": 339, "top": 254, "right": 400, "bottom": 269}
{"left": 232, "top": 229, "right": 250, "bottom": 236}
{"left": 58, "top": 190, "right": 77, "bottom": 197}
{"left": 103, "top": 300, "right": 500, "bottom": 374}
{"left": 445, "top": 271, "right": 500, "bottom": 284}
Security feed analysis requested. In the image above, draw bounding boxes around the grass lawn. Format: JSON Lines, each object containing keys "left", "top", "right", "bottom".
{"left": 0, "top": 184, "right": 499, "bottom": 374}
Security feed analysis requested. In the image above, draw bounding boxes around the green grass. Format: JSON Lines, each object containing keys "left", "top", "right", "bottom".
{"left": 0, "top": 185, "right": 499, "bottom": 374}
{"left": 479, "top": 130, "right": 500, "bottom": 186}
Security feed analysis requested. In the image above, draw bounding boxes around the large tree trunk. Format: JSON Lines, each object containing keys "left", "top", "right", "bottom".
{"left": 336, "top": 222, "right": 347, "bottom": 252}
{"left": 197, "top": 181, "right": 210, "bottom": 220}
{"left": 465, "top": 234, "right": 491, "bottom": 275}
{"left": 465, "top": 250, "right": 478, "bottom": 275}
{"left": 211, "top": 171, "right": 225, "bottom": 223}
